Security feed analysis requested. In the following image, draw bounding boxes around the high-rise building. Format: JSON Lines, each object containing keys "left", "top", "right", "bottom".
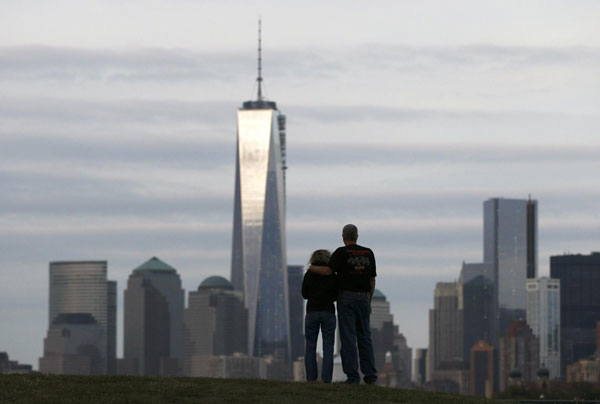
{"left": 550, "top": 252, "right": 600, "bottom": 376}
{"left": 498, "top": 320, "right": 539, "bottom": 391}
{"left": 459, "top": 262, "right": 495, "bottom": 359}
{"left": 46, "top": 261, "right": 116, "bottom": 374}
{"left": 427, "top": 282, "right": 464, "bottom": 381}
{"left": 371, "top": 289, "right": 394, "bottom": 329}
{"left": 413, "top": 348, "right": 428, "bottom": 385}
{"left": 183, "top": 276, "right": 248, "bottom": 376}
{"left": 123, "top": 257, "right": 184, "bottom": 376}
{"left": 230, "top": 22, "right": 290, "bottom": 362}
{"left": 370, "top": 289, "right": 412, "bottom": 387}
{"left": 526, "top": 277, "right": 560, "bottom": 379}
{"left": 470, "top": 340, "right": 494, "bottom": 398}
{"left": 484, "top": 197, "right": 537, "bottom": 334}
{"left": 287, "top": 265, "right": 304, "bottom": 362}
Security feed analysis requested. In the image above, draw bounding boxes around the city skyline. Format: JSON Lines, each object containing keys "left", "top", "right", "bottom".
{"left": 1, "top": 1, "right": 599, "bottom": 369}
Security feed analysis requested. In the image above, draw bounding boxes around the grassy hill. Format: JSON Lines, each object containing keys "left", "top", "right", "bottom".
{"left": 0, "top": 374, "right": 502, "bottom": 404}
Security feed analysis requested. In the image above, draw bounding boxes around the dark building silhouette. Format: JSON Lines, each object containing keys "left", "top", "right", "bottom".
{"left": 413, "top": 348, "right": 427, "bottom": 385}
{"left": 550, "top": 252, "right": 600, "bottom": 377}
{"left": 498, "top": 320, "right": 539, "bottom": 391}
{"left": 0, "top": 352, "right": 32, "bottom": 374}
{"left": 123, "top": 257, "right": 184, "bottom": 376}
{"left": 184, "top": 276, "right": 248, "bottom": 376}
{"left": 428, "top": 282, "right": 463, "bottom": 380}
{"left": 470, "top": 340, "right": 494, "bottom": 397}
{"left": 287, "top": 265, "right": 304, "bottom": 362}
{"left": 484, "top": 197, "right": 537, "bottom": 336}
{"left": 370, "top": 289, "right": 412, "bottom": 386}
{"left": 460, "top": 262, "right": 495, "bottom": 362}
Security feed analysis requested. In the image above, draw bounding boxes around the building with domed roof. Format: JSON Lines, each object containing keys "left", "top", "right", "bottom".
{"left": 183, "top": 275, "right": 248, "bottom": 377}
{"left": 122, "top": 257, "right": 184, "bottom": 376}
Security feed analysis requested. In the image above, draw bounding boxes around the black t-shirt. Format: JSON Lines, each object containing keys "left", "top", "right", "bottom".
{"left": 328, "top": 244, "right": 376, "bottom": 292}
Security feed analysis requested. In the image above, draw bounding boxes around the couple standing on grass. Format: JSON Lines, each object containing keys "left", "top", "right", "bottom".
{"left": 301, "top": 224, "right": 378, "bottom": 384}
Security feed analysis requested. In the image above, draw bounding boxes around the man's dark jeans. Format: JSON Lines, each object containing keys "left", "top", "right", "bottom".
{"left": 337, "top": 292, "right": 377, "bottom": 383}
{"left": 304, "top": 311, "right": 336, "bottom": 383}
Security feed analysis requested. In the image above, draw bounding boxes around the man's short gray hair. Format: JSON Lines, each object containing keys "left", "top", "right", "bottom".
{"left": 342, "top": 224, "right": 358, "bottom": 241}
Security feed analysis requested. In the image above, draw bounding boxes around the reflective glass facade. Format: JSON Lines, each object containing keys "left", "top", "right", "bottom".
{"left": 550, "top": 252, "right": 600, "bottom": 377}
{"left": 231, "top": 106, "right": 290, "bottom": 361}
{"left": 484, "top": 198, "right": 537, "bottom": 332}
{"left": 459, "top": 262, "right": 496, "bottom": 358}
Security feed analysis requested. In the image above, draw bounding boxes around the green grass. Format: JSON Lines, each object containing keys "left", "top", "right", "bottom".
{"left": 0, "top": 374, "right": 502, "bottom": 404}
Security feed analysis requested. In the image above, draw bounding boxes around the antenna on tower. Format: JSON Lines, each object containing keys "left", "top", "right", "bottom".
{"left": 257, "top": 18, "right": 263, "bottom": 101}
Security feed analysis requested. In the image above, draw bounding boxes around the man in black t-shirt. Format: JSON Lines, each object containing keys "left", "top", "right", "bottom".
{"left": 310, "top": 224, "right": 377, "bottom": 384}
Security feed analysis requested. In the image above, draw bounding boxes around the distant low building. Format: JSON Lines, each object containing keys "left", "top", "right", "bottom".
{"left": 188, "top": 353, "right": 286, "bottom": 380}
{"left": 566, "top": 321, "right": 600, "bottom": 383}
{"left": 0, "top": 352, "right": 33, "bottom": 374}
{"left": 39, "top": 313, "right": 105, "bottom": 375}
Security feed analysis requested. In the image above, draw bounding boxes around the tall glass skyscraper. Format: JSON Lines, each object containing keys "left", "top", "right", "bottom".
{"left": 230, "top": 22, "right": 290, "bottom": 362}
{"left": 484, "top": 197, "right": 537, "bottom": 334}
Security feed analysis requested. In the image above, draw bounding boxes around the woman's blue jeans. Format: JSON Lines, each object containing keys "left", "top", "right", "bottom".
{"left": 304, "top": 311, "right": 336, "bottom": 382}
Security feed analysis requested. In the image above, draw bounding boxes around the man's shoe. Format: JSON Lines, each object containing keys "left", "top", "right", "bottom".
{"left": 344, "top": 379, "right": 360, "bottom": 384}
{"left": 364, "top": 378, "right": 377, "bottom": 385}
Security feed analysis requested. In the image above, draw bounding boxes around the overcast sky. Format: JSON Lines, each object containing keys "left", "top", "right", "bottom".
{"left": 1, "top": 0, "right": 599, "bottom": 368}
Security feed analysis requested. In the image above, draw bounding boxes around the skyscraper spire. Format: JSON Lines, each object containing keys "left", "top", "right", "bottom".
{"left": 257, "top": 18, "right": 263, "bottom": 101}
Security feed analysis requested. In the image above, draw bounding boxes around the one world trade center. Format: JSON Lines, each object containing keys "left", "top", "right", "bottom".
{"left": 230, "top": 21, "right": 290, "bottom": 362}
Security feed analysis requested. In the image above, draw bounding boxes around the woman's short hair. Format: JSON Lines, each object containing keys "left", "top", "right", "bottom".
{"left": 309, "top": 249, "right": 331, "bottom": 265}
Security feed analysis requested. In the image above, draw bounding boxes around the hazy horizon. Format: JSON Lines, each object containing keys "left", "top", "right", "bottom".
{"left": 1, "top": 0, "right": 599, "bottom": 368}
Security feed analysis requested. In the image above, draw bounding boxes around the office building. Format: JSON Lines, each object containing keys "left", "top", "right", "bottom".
{"left": 184, "top": 276, "right": 248, "bottom": 376}
{"left": 413, "top": 348, "right": 428, "bottom": 385}
{"left": 484, "top": 197, "right": 537, "bottom": 334}
{"left": 427, "top": 282, "right": 464, "bottom": 381}
{"left": 390, "top": 331, "right": 413, "bottom": 387}
{"left": 287, "top": 265, "right": 304, "bottom": 362}
{"left": 230, "top": 23, "right": 290, "bottom": 361}
{"left": 123, "top": 257, "right": 184, "bottom": 376}
{"left": 459, "top": 262, "right": 495, "bottom": 360}
{"left": 46, "top": 260, "right": 116, "bottom": 374}
{"left": 550, "top": 252, "right": 600, "bottom": 376}
{"left": 369, "top": 289, "right": 412, "bottom": 386}
{"left": 526, "top": 277, "right": 560, "bottom": 379}
{"left": 0, "top": 352, "right": 32, "bottom": 374}
{"left": 498, "top": 320, "right": 539, "bottom": 391}
{"left": 470, "top": 340, "right": 494, "bottom": 398}
{"left": 39, "top": 313, "right": 105, "bottom": 375}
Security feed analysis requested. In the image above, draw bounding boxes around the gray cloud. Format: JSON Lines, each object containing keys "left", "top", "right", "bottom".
{"left": 1, "top": 44, "right": 598, "bottom": 82}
